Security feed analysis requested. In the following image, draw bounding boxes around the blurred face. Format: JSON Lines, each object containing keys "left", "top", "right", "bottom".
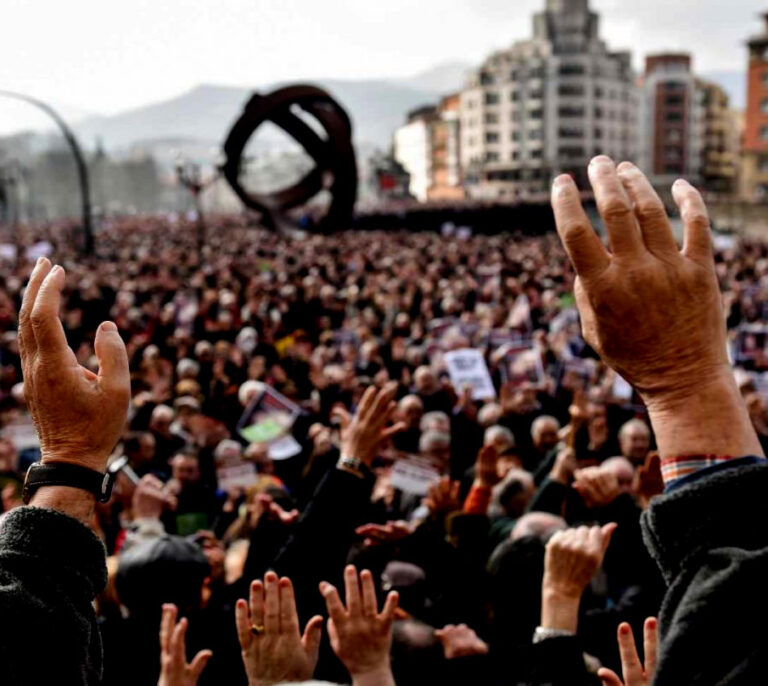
{"left": 172, "top": 456, "right": 201, "bottom": 488}
{"left": 533, "top": 420, "right": 559, "bottom": 453}
{"left": 414, "top": 367, "right": 437, "bottom": 395}
{"left": 621, "top": 426, "right": 651, "bottom": 465}
{"left": 399, "top": 397, "right": 424, "bottom": 428}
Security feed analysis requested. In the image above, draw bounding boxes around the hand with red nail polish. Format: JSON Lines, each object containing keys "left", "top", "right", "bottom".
{"left": 597, "top": 618, "right": 658, "bottom": 686}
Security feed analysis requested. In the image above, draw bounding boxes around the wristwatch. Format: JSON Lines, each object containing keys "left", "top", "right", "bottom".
{"left": 22, "top": 461, "right": 116, "bottom": 504}
{"left": 337, "top": 454, "right": 371, "bottom": 478}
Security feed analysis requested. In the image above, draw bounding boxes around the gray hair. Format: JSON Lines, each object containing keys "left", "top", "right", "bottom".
{"left": 489, "top": 468, "right": 534, "bottom": 518}
{"left": 483, "top": 425, "right": 515, "bottom": 452}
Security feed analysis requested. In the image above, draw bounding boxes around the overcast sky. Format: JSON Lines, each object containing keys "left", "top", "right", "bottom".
{"left": 0, "top": 0, "right": 762, "bottom": 125}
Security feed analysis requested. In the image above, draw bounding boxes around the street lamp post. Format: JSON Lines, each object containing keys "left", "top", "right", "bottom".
{"left": 0, "top": 90, "right": 94, "bottom": 255}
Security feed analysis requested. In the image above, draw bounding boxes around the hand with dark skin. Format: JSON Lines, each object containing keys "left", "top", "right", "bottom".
{"left": 18, "top": 258, "right": 130, "bottom": 525}
{"left": 551, "top": 157, "right": 762, "bottom": 468}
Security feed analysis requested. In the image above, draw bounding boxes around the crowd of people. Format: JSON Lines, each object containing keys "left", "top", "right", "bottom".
{"left": 0, "top": 157, "right": 766, "bottom": 684}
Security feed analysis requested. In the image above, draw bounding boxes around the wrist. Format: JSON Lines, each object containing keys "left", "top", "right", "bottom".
{"left": 540, "top": 585, "right": 581, "bottom": 633}
{"left": 351, "top": 665, "right": 395, "bottom": 686}
{"left": 642, "top": 364, "right": 764, "bottom": 468}
{"left": 41, "top": 452, "right": 109, "bottom": 473}
{"left": 29, "top": 486, "right": 97, "bottom": 527}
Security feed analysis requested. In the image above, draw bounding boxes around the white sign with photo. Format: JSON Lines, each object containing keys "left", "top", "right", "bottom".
{"left": 444, "top": 348, "right": 497, "bottom": 400}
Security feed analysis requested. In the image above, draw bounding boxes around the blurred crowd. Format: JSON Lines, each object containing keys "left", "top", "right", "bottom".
{"left": 0, "top": 214, "right": 765, "bottom": 684}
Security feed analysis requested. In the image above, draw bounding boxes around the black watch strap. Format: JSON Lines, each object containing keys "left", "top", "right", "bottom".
{"left": 23, "top": 462, "right": 115, "bottom": 504}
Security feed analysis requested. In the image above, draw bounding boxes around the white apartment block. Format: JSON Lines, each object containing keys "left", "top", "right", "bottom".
{"left": 459, "top": 0, "right": 639, "bottom": 199}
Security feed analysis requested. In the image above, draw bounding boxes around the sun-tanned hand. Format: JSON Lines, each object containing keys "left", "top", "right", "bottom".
{"left": 551, "top": 157, "right": 762, "bottom": 466}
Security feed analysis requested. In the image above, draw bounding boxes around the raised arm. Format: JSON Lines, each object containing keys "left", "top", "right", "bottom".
{"left": 0, "top": 258, "right": 130, "bottom": 685}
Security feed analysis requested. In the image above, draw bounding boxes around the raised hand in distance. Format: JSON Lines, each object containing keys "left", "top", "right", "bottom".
{"left": 435, "top": 623, "right": 490, "bottom": 660}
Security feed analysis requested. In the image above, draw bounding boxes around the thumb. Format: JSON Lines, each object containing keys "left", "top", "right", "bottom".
{"left": 600, "top": 522, "right": 618, "bottom": 554}
{"left": 302, "top": 615, "right": 324, "bottom": 663}
{"left": 95, "top": 321, "right": 129, "bottom": 391}
{"left": 189, "top": 650, "right": 213, "bottom": 680}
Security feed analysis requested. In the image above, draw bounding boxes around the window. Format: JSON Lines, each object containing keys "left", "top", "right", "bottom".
{"left": 559, "top": 63, "right": 585, "bottom": 76}
{"left": 529, "top": 109, "right": 544, "bottom": 119}
{"left": 511, "top": 111, "right": 522, "bottom": 123}
{"left": 595, "top": 86, "right": 604, "bottom": 98}
{"left": 528, "top": 129, "right": 543, "bottom": 141}
{"left": 510, "top": 90, "right": 520, "bottom": 102}
{"left": 594, "top": 106, "right": 603, "bottom": 118}
{"left": 530, "top": 149, "right": 543, "bottom": 159}
{"left": 665, "top": 112, "right": 683, "bottom": 122}
{"left": 485, "top": 151, "right": 499, "bottom": 162}
{"left": 480, "top": 72, "right": 495, "bottom": 86}
{"left": 759, "top": 155, "right": 768, "bottom": 173}
{"left": 666, "top": 95, "right": 684, "bottom": 106}
{"left": 559, "top": 84, "right": 585, "bottom": 97}
{"left": 485, "top": 132, "right": 499, "bottom": 143}
{"left": 763, "top": 72, "right": 768, "bottom": 88}
{"left": 485, "top": 92, "right": 500, "bottom": 105}
{"left": 559, "top": 127, "right": 584, "bottom": 139}
{"left": 511, "top": 151, "right": 520, "bottom": 161}
{"left": 528, "top": 90, "right": 544, "bottom": 99}
{"left": 510, "top": 131, "right": 521, "bottom": 142}
{"left": 762, "top": 99, "right": 768, "bottom": 115}
{"left": 762, "top": 126, "right": 768, "bottom": 141}
{"left": 559, "top": 106, "right": 585, "bottom": 117}
{"left": 594, "top": 127, "right": 603, "bottom": 139}
{"left": 485, "top": 113, "right": 499, "bottom": 124}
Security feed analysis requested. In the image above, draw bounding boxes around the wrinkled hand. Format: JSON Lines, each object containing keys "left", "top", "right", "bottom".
{"left": 337, "top": 383, "right": 406, "bottom": 465}
{"left": 474, "top": 445, "right": 500, "bottom": 488}
{"left": 573, "top": 466, "right": 620, "bottom": 508}
{"left": 19, "top": 259, "right": 130, "bottom": 471}
{"left": 543, "top": 523, "right": 617, "bottom": 599}
{"left": 551, "top": 158, "right": 725, "bottom": 401}
{"left": 158, "top": 604, "right": 212, "bottom": 686}
{"left": 598, "top": 618, "right": 658, "bottom": 686}
{"left": 320, "top": 566, "right": 398, "bottom": 681}
{"left": 424, "top": 477, "right": 461, "bottom": 517}
{"left": 235, "top": 572, "right": 323, "bottom": 686}
{"left": 435, "top": 624, "right": 490, "bottom": 660}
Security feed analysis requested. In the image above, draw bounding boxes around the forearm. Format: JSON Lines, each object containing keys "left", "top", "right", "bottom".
{"left": 643, "top": 365, "right": 764, "bottom": 484}
{"left": 540, "top": 588, "right": 580, "bottom": 633}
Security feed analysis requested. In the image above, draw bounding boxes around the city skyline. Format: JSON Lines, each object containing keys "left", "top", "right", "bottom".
{"left": 0, "top": 0, "right": 761, "bottom": 127}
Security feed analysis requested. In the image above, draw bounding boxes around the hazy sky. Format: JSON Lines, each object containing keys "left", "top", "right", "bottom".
{"left": 0, "top": 0, "right": 762, "bottom": 121}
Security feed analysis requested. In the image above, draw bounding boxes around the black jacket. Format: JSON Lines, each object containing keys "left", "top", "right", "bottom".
{"left": 0, "top": 507, "right": 107, "bottom": 685}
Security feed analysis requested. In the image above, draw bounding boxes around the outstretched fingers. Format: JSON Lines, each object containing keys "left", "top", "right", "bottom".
{"left": 18, "top": 257, "right": 52, "bottom": 360}
{"left": 551, "top": 174, "right": 610, "bottom": 281}
{"left": 617, "top": 622, "right": 644, "bottom": 684}
{"left": 672, "top": 179, "right": 713, "bottom": 265}
{"left": 643, "top": 617, "right": 658, "bottom": 678}
{"left": 617, "top": 162, "right": 678, "bottom": 256}
{"left": 29, "top": 264, "right": 70, "bottom": 364}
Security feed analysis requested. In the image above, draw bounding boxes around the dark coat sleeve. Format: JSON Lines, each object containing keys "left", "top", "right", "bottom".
{"left": 0, "top": 507, "right": 108, "bottom": 686}
{"left": 641, "top": 460, "right": 768, "bottom": 685}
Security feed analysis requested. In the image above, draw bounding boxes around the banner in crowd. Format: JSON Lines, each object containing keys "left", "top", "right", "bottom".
{"left": 444, "top": 348, "right": 497, "bottom": 400}
{"left": 237, "top": 384, "right": 303, "bottom": 460}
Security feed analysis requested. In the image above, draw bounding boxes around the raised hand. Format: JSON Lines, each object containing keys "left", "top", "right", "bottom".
{"left": 435, "top": 623, "right": 490, "bottom": 660}
{"left": 337, "top": 382, "right": 406, "bottom": 465}
{"left": 19, "top": 258, "right": 130, "bottom": 472}
{"left": 598, "top": 618, "right": 658, "bottom": 686}
{"left": 541, "top": 523, "right": 616, "bottom": 632}
{"left": 551, "top": 158, "right": 762, "bottom": 462}
{"left": 235, "top": 572, "right": 323, "bottom": 686}
{"left": 355, "top": 520, "right": 414, "bottom": 547}
{"left": 158, "top": 604, "right": 212, "bottom": 686}
{"left": 474, "top": 445, "right": 500, "bottom": 488}
{"left": 572, "top": 466, "right": 621, "bottom": 508}
{"left": 424, "top": 476, "right": 461, "bottom": 517}
{"left": 320, "top": 566, "right": 398, "bottom": 686}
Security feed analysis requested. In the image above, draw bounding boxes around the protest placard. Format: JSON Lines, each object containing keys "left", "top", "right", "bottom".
{"left": 444, "top": 348, "right": 497, "bottom": 400}
{"left": 389, "top": 456, "right": 441, "bottom": 496}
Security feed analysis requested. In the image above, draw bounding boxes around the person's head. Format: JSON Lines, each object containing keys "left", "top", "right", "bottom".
{"left": 414, "top": 366, "right": 438, "bottom": 395}
{"left": 213, "top": 439, "right": 242, "bottom": 465}
{"left": 116, "top": 535, "right": 210, "bottom": 616}
{"left": 149, "top": 404, "right": 174, "bottom": 436}
{"left": 124, "top": 432, "right": 156, "bottom": 467}
{"left": 600, "top": 456, "right": 635, "bottom": 494}
{"left": 619, "top": 419, "right": 651, "bottom": 466}
{"left": 490, "top": 468, "right": 535, "bottom": 519}
{"left": 176, "top": 358, "right": 200, "bottom": 380}
{"left": 397, "top": 395, "right": 424, "bottom": 429}
{"left": 531, "top": 415, "right": 560, "bottom": 454}
{"left": 194, "top": 340, "right": 214, "bottom": 362}
{"left": 170, "top": 452, "right": 201, "bottom": 488}
{"left": 484, "top": 425, "right": 515, "bottom": 455}
{"left": 173, "top": 396, "right": 201, "bottom": 425}
{"left": 511, "top": 511, "right": 567, "bottom": 542}
{"left": 239, "top": 380, "right": 263, "bottom": 407}
{"left": 419, "top": 430, "right": 451, "bottom": 468}
{"left": 419, "top": 411, "right": 450, "bottom": 435}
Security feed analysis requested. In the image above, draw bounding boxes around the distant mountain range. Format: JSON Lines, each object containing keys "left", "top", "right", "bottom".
{"left": 0, "top": 62, "right": 745, "bottom": 164}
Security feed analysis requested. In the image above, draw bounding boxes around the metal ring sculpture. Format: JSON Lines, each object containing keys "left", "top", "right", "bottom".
{"left": 222, "top": 85, "right": 357, "bottom": 233}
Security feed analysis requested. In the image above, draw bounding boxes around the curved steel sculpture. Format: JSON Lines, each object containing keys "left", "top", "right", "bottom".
{"left": 222, "top": 85, "right": 357, "bottom": 233}
{"left": 0, "top": 90, "right": 94, "bottom": 254}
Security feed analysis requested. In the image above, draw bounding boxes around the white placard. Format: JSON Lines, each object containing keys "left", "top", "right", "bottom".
{"left": 444, "top": 348, "right": 497, "bottom": 400}
{"left": 390, "top": 457, "right": 441, "bottom": 496}
{"left": 216, "top": 463, "right": 258, "bottom": 492}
